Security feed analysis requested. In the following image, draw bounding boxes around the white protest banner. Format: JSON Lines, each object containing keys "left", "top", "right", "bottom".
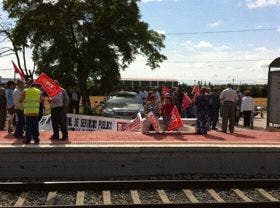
{"left": 39, "top": 114, "right": 131, "bottom": 132}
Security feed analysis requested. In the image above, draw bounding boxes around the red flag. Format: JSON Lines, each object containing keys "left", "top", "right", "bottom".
{"left": 122, "top": 113, "right": 142, "bottom": 132}
{"left": 34, "top": 73, "right": 62, "bottom": 98}
{"left": 12, "top": 61, "right": 25, "bottom": 81}
{"left": 192, "top": 85, "right": 200, "bottom": 101}
{"left": 167, "top": 106, "right": 183, "bottom": 131}
{"left": 182, "top": 93, "right": 192, "bottom": 111}
{"left": 161, "top": 85, "right": 170, "bottom": 97}
{"left": 147, "top": 112, "right": 160, "bottom": 131}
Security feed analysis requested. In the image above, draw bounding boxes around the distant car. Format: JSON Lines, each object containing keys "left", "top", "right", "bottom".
{"left": 101, "top": 91, "right": 144, "bottom": 119}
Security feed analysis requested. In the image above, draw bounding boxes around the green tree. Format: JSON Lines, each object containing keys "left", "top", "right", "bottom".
{"left": 3, "top": 0, "right": 166, "bottom": 106}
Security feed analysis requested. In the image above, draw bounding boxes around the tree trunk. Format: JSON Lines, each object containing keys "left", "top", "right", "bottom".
{"left": 78, "top": 70, "right": 91, "bottom": 115}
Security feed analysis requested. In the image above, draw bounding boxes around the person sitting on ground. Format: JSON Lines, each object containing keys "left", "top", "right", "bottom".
{"left": 161, "top": 95, "right": 174, "bottom": 132}
{"left": 142, "top": 92, "right": 160, "bottom": 134}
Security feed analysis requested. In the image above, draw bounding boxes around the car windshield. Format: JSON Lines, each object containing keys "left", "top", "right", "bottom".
{"left": 106, "top": 94, "right": 142, "bottom": 105}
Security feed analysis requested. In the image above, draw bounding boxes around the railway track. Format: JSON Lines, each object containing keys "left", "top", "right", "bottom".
{"left": 0, "top": 179, "right": 280, "bottom": 207}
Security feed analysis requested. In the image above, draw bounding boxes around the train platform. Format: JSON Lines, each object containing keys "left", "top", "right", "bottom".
{"left": 0, "top": 128, "right": 279, "bottom": 146}
{"left": 0, "top": 127, "right": 279, "bottom": 180}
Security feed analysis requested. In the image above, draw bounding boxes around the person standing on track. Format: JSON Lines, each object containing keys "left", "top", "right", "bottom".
{"left": 220, "top": 84, "right": 238, "bottom": 133}
{"left": 21, "top": 80, "right": 42, "bottom": 144}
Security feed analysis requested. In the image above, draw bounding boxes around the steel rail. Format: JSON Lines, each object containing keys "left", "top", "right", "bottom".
{"left": 0, "top": 179, "right": 280, "bottom": 192}
{"left": 10, "top": 201, "right": 280, "bottom": 208}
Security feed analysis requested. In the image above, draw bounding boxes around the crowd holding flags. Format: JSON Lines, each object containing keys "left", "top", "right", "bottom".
{"left": 10, "top": 59, "right": 200, "bottom": 134}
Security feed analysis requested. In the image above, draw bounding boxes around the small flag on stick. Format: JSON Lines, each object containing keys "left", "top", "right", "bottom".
{"left": 167, "top": 106, "right": 183, "bottom": 131}
{"left": 12, "top": 61, "right": 25, "bottom": 81}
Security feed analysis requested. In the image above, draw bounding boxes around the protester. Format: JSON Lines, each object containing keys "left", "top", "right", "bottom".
{"left": 195, "top": 87, "right": 209, "bottom": 134}
{"left": 172, "top": 86, "right": 184, "bottom": 117}
{"left": 5, "top": 81, "right": 15, "bottom": 133}
{"left": 0, "top": 87, "right": 7, "bottom": 130}
{"left": 161, "top": 95, "right": 174, "bottom": 132}
{"left": 220, "top": 84, "right": 238, "bottom": 133}
{"left": 138, "top": 87, "right": 148, "bottom": 104}
{"left": 208, "top": 87, "right": 220, "bottom": 130}
{"left": 154, "top": 87, "right": 162, "bottom": 105}
{"left": 20, "top": 80, "right": 42, "bottom": 144}
{"left": 235, "top": 89, "right": 242, "bottom": 126}
{"left": 141, "top": 92, "right": 160, "bottom": 134}
{"left": 241, "top": 90, "right": 254, "bottom": 128}
{"left": 39, "top": 89, "right": 46, "bottom": 121}
{"left": 49, "top": 81, "right": 69, "bottom": 140}
{"left": 13, "top": 80, "right": 25, "bottom": 138}
{"left": 68, "top": 88, "right": 80, "bottom": 114}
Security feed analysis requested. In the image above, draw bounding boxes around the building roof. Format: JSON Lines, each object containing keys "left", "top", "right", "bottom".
{"left": 121, "top": 77, "right": 178, "bottom": 82}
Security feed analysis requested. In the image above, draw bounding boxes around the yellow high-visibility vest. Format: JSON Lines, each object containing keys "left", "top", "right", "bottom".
{"left": 23, "top": 87, "right": 40, "bottom": 116}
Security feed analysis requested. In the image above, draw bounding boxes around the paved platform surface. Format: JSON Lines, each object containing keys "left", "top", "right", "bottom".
{"left": 0, "top": 128, "right": 279, "bottom": 145}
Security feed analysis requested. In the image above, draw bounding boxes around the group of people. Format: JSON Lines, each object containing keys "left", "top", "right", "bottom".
{"left": 0, "top": 80, "right": 256, "bottom": 140}
{"left": 136, "top": 84, "right": 255, "bottom": 135}
{"left": 195, "top": 84, "right": 255, "bottom": 134}
{"left": 0, "top": 79, "right": 71, "bottom": 144}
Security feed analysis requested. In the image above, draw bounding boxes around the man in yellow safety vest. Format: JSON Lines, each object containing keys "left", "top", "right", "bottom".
{"left": 20, "top": 80, "right": 43, "bottom": 144}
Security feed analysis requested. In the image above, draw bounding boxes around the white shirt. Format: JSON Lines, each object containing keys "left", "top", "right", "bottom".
{"left": 13, "top": 87, "right": 24, "bottom": 110}
{"left": 241, "top": 96, "right": 254, "bottom": 112}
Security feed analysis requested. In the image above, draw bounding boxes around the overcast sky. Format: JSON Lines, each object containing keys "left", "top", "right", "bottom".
{"left": 1, "top": 0, "right": 280, "bottom": 84}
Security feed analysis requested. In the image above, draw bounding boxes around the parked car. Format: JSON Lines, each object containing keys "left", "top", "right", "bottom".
{"left": 101, "top": 91, "right": 144, "bottom": 119}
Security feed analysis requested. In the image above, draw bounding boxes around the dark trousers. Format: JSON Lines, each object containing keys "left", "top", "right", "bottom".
{"left": 69, "top": 101, "right": 79, "bottom": 114}
{"left": 221, "top": 101, "right": 236, "bottom": 133}
{"left": 51, "top": 107, "right": 68, "bottom": 138}
{"left": 243, "top": 111, "right": 252, "bottom": 127}
{"left": 14, "top": 109, "right": 25, "bottom": 136}
{"left": 0, "top": 106, "right": 6, "bottom": 130}
{"left": 210, "top": 108, "right": 219, "bottom": 129}
{"left": 25, "top": 116, "right": 39, "bottom": 143}
{"left": 39, "top": 103, "right": 44, "bottom": 121}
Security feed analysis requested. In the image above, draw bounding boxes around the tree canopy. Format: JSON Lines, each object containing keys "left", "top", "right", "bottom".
{"left": 3, "top": 0, "right": 166, "bottom": 105}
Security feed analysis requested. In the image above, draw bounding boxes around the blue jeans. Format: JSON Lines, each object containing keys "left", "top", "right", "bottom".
{"left": 25, "top": 116, "right": 39, "bottom": 144}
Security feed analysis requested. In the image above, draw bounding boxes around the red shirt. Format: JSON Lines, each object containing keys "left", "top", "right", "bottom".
{"left": 161, "top": 103, "right": 174, "bottom": 118}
